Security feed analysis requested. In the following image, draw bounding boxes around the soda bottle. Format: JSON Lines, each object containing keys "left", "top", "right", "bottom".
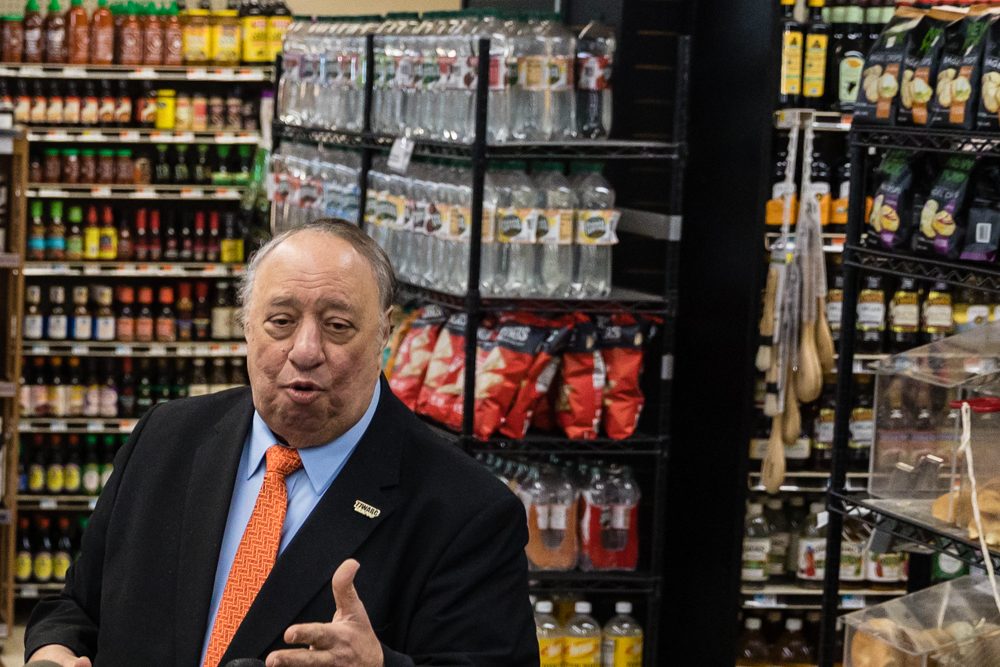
{"left": 564, "top": 600, "right": 601, "bottom": 667}
{"left": 572, "top": 162, "right": 618, "bottom": 297}
{"left": 533, "top": 161, "right": 576, "bottom": 297}
{"left": 577, "top": 21, "right": 615, "bottom": 138}
{"left": 601, "top": 601, "right": 642, "bottom": 667}
{"left": 535, "top": 599, "right": 563, "bottom": 667}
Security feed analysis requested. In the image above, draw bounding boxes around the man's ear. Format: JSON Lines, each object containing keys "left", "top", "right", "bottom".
{"left": 381, "top": 305, "right": 395, "bottom": 342}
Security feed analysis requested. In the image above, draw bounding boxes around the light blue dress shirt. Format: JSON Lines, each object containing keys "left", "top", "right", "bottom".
{"left": 199, "top": 381, "right": 381, "bottom": 664}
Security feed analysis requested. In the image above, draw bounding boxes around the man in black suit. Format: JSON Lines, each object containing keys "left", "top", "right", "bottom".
{"left": 25, "top": 220, "right": 538, "bottom": 667}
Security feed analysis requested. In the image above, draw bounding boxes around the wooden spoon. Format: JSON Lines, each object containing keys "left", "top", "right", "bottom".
{"left": 782, "top": 368, "right": 801, "bottom": 445}
{"left": 796, "top": 321, "right": 824, "bottom": 403}
{"left": 756, "top": 265, "right": 778, "bottom": 372}
{"left": 762, "top": 413, "right": 786, "bottom": 494}
{"left": 816, "top": 296, "right": 836, "bottom": 373}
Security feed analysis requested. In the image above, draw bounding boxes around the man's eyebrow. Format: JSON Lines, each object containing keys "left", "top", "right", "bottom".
{"left": 264, "top": 295, "right": 357, "bottom": 313}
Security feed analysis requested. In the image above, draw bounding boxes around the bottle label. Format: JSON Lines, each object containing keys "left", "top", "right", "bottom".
{"left": 69, "top": 385, "right": 85, "bottom": 415}
{"left": 603, "top": 636, "right": 643, "bottom": 667}
{"left": 54, "top": 551, "right": 71, "bottom": 581}
{"left": 84, "top": 387, "right": 101, "bottom": 416}
{"left": 578, "top": 55, "right": 612, "bottom": 92}
{"left": 156, "top": 318, "right": 176, "bottom": 342}
{"left": 891, "top": 298, "right": 920, "bottom": 332}
{"left": 100, "top": 464, "right": 113, "bottom": 489}
{"left": 780, "top": 30, "right": 803, "bottom": 96}
{"left": 563, "top": 637, "right": 600, "bottom": 665}
{"left": 575, "top": 209, "right": 621, "bottom": 246}
{"left": 857, "top": 292, "right": 885, "bottom": 331}
{"left": 34, "top": 553, "right": 53, "bottom": 581}
{"left": 48, "top": 314, "right": 68, "bottom": 340}
{"left": 135, "top": 317, "right": 153, "bottom": 342}
{"left": 803, "top": 33, "right": 828, "bottom": 98}
{"left": 742, "top": 537, "right": 771, "bottom": 581}
{"left": 49, "top": 386, "right": 69, "bottom": 416}
{"left": 83, "top": 466, "right": 100, "bottom": 494}
{"left": 64, "top": 463, "right": 81, "bottom": 492}
{"left": 23, "top": 314, "right": 43, "bottom": 340}
{"left": 797, "top": 537, "right": 826, "bottom": 581}
{"left": 212, "top": 308, "right": 233, "bottom": 339}
{"left": 221, "top": 238, "right": 244, "bottom": 264}
{"left": 826, "top": 292, "right": 843, "bottom": 332}
{"left": 495, "top": 208, "right": 537, "bottom": 244}
{"left": 867, "top": 551, "right": 903, "bottom": 582}
{"left": 488, "top": 55, "right": 507, "bottom": 91}
{"left": 839, "top": 51, "right": 865, "bottom": 105}
{"left": 449, "top": 206, "right": 470, "bottom": 241}
{"left": 15, "top": 551, "right": 32, "bottom": 581}
{"left": 841, "top": 540, "right": 866, "bottom": 581}
{"left": 95, "top": 316, "right": 116, "bottom": 341}
{"left": 28, "top": 235, "right": 46, "bottom": 254}
{"left": 924, "top": 302, "right": 953, "bottom": 330}
{"left": 100, "top": 386, "right": 118, "bottom": 417}
{"left": 73, "top": 315, "right": 93, "bottom": 340}
{"left": 850, "top": 408, "right": 874, "bottom": 448}
{"left": 47, "top": 465, "right": 65, "bottom": 493}
{"left": 769, "top": 532, "right": 790, "bottom": 576}
{"left": 518, "top": 55, "right": 549, "bottom": 91}
{"left": 548, "top": 55, "right": 574, "bottom": 91}
{"left": 748, "top": 437, "right": 768, "bottom": 461}
{"left": 116, "top": 317, "right": 135, "bottom": 342}
{"left": 537, "top": 208, "right": 574, "bottom": 245}
{"left": 817, "top": 409, "right": 835, "bottom": 445}
{"left": 538, "top": 637, "right": 561, "bottom": 666}
{"left": 29, "top": 464, "right": 45, "bottom": 492}
{"left": 786, "top": 437, "right": 811, "bottom": 461}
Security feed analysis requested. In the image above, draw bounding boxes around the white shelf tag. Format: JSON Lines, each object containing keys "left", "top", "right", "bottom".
{"left": 750, "top": 594, "right": 779, "bottom": 608}
{"left": 841, "top": 595, "right": 866, "bottom": 610}
{"left": 87, "top": 421, "right": 103, "bottom": 432}
{"left": 49, "top": 421, "right": 67, "bottom": 432}
{"left": 388, "top": 137, "right": 415, "bottom": 173}
{"left": 39, "top": 498, "right": 57, "bottom": 509}
{"left": 21, "top": 585, "right": 39, "bottom": 598}
{"left": 62, "top": 66, "right": 87, "bottom": 78}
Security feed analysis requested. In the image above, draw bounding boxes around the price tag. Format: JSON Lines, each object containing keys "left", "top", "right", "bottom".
{"left": 119, "top": 130, "right": 140, "bottom": 142}
{"left": 114, "top": 344, "right": 130, "bottom": 356}
{"left": 130, "top": 188, "right": 156, "bottom": 198}
{"left": 82, "top": 264, "right": 100, "bottom": 275}
{"left": 78, "top": 131, "right": 105, "bottom": 142}
{"left": 216, "top": 188, "right": 238, "bottom": 198}
{"left": 194, "top": 345, "right": 210, "bottom": 356}
{"left": 181, "top": 188, "right": 204, "bottom": 198}
{"left": 20, "top": 585, "right": 39, "bottom": 599}
{"left": 40, "top": 498, "right": 58, "bottom": 509}
{"left": 49, "top": 421, "right": 67, "bottom": 432}
{"left": 87, "top": 420, "right": 103, "bottom": 432}
{"left": 88, "top": 498, "right": 98, "bottom": 510}
{"left": 388, "top": 137, "right": 415, "bottom": 173}
{"left": 38, "top": 188, "right": 69, "bottom": 197}
{"left": 90, "top": 187, "right": 112, "bottom": 197}
{"left": 187, "top": 67, "right": 208, "bottom": 80}
{"left": 120, "top": 420, "right": 136, "bottom": 431}
{"left": 21, "top": 66, "right": 44, "bottom": 77}
{"left": 149, "top": 344, "right": 167, "bottom": 356}
{"left": 841, "top": 595, "right": 866, "bottom": 610}
{"left": 750, "top": 594, "right": 779, "bottom": 608}
{"left": 175, "top": 132, "right": 195, "bottom": 143}
{"left": 130, "top": 67, "right": 156, "bottom": 79}
{"left": 46, "top": 131, "right": 72, "bottom": 141}
{"left": 49, "top": 263, "right": 68, "bottom": 273}
{"left": 62, "top": 66, "right": 87, "bottom": 78}
{"left": 176, "top": 346, "right": 193, "bottom": 356}
{"left": 71, "top": 344, "right": 87, "bottom": 355}
{"left": 30, "top": 344, "right": 50, "bottom": 354}
{"left": 209, "top": 344, "right": 223, "bottom": 356}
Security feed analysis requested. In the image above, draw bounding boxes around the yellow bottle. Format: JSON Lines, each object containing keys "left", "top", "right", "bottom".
{"left": 535, "top": 600, "right": 563, "bottom": 667}
{"left": 564, "top": 601, "right": 601, "bottom": 667}
{"left": 601, "top": 601, "right": 643, "bottom": 667}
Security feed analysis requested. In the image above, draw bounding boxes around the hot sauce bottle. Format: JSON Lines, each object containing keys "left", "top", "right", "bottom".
{"left": 43, "top": 0, "right": 67, "bottom": 63}
{"left": 66, "top": 0, "right": 89, "bottom": 64}
{"left": 90, "top": 0, "right": 113, "bottom": 65}
{"left": 23, "top": 0, "right": 44, "bottom": 64}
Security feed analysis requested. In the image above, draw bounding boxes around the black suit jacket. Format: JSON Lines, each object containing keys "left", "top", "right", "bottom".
{"left": 25, "top": 379, "right": 538, "bottom": 666}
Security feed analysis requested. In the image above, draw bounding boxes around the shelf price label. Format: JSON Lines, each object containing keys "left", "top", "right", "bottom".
{"left": 175, "top": 132, "right": 195, "bottom": 143}
{"left": 87, "top": 420, "right": 104, "bottom": 432}
{"left": 39, "top": 498, "right": 57, "bottom": 510}
{"left": 49, "top": 420, "right": 67, "bottom": 432}
{"left": 114, "top": 344, "right": 130, "bottom": 356}
{"left": 21, "top": 66, "right": 44, "bottom": 77}
{"left": 119, "top": 420, "right": 136, "bottom": 431}
{"left": 841, "top": 595, "right": 866, "bottom": 609}
{"left": 38, "top": 188, "right": 69, "bottom": 197}
{"left": 46, "top": 131, "right": 72, "bottom": 141}
{"left": 388, "top": 137, "right": 415, "bottom": 173}
{"left": 187, "top": 67, "right": 208, "bottom": 80}
{"left": 176, "top": 346, "right": 194, "bottom": 356}
{"left": 750, "top": 594, "right": 779, "bottom": 608}
{"left": 181, "top": 188, "right": 204, "bottom": 198}
{"left": 129, "top": 67, "right": 156, "bottom": 79}
{"left": 131, "top": 188, "right": 156, "bottom": 198}
{"left": 149, "top": 344, "right": 168, "bottom": 356}
{"left": 20, "top": 585, "right": 39, "bottom": 599}
{"left": 78, "top": 131, "right": 105, "bottom": 142}
{"left": 30, "top": 344, "right": 50, "bottom": 354}
{"left": 62, "top": 66, "right": 87, "bottom": 78}
{"left": 90, "top": 187, "right": 112, "bottom": 197}
{"left": 71, "top": 344, "right": 87, "bottom": 356}
{"left": 119, "top": 130, "right": 141, "bottom": 142}
{"left": 194, "top": 344, "right": 210, "bottom": 356}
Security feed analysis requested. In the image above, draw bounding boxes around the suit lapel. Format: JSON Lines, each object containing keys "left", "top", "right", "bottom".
{"left": 174, "top": 389, "right": 255, "bottom": 667}
{"left": 222, "top": 379, "right": 405, "bottom": 663}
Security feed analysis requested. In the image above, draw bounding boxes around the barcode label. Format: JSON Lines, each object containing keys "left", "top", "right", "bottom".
{"left": 977, "top": 223, "right": 992, "bottom": 244}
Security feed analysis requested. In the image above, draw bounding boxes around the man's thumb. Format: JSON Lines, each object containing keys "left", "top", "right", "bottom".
{"left": 73, "top": 658, "right": 93, "bottom": 667}
{"left": 332, "top": 558, "right": 365, "bottom": 617}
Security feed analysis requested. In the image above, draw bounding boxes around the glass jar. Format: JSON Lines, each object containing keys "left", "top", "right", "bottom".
{"left": 96, "top": 148, "right": 115, "bottom": 184}
{"left": 208, "top": 95, "right": 224, "bottom": 130}
{"left": 210, "top": 9, "right": 240, "bottom": 65}
{"left": 80, "top": 148, "right": 97, "bottom": 183}
{"left": 133, "top": 151, "right": 152, "bottom": 185}
{"left": 43, "top": 148, "right": 61, "bottom": 183}
{"left": 29, "top": 154, "right": 43, "bottom": 183}
{"left": 174, "top": 92, "right": 192, "bottom": 131}
{"left": 191, "top": 93, "right": 208, "bottom": 131}
{"left": 114, "top": 149, "right": 134, "bottom": 184}
{"left": 156, "top": 89, "right": 176, "bottom": 130}
{"left": 182, "top": 9, "right": 211, "bottom": 65}
{"left": 62, "top": 148, "right": 80, "bottom": 184}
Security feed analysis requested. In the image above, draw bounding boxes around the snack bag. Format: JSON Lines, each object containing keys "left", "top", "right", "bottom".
{"left": 415, "top": 313, "right": 471, "bottom": 428}
{"left": 530, "top": 385, "right": 558, "bottom": 433}
{"left": 898, "top": 9, "right": 958, "bottom": 126}
{"left": 962, "top": 163, "right": 1000, "bottom": 262}
{"left": 382, "top": 306, "right": 419, "bottom": 379}
{"left": 867, "top": 150, "right": 917, "bottom": 250}
{"left": 499, "top": 320, "right": 573, "bottom": 440}
{"left": 387, "top": 305, "right": 447, "bottom": 410}
{"left": 855, "top": 7, "right": 927, "bottom": 125}
{"left": 931, "top": 7, "right": 994, "bottom": 128}
{"left": 978, "top": 9, "right": 1000, "bottom": 130}
{"left": 555, "top": 318, "right": 605, "bottom": 440}
{"left": 912, "top": 155, "right": 977, "bottom": 258}
{"left": 599, "top": 314, "right": 656, "bottom": 441}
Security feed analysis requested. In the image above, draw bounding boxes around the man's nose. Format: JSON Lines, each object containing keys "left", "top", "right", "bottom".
{"left": 288, "top": 318, "right": 324, "bottom": 369}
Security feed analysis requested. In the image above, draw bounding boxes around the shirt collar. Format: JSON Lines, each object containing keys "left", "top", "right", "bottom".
{"left": 247, "top": 381, "right": 382, "bottom": 494}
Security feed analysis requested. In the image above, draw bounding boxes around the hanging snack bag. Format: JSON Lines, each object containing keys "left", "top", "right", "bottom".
{"left": 912, "top": 155, "right": 977, "bottom": 258}
{"left": 961, "top": 163, "right": 1000, "bottom": 262}
{"left": 599, "top": 314, "right": 658, "bottom": 441}
{"left": 867, "top": 150, "right": 917, "bottom": 250}
{"left": 898, "top": 9, "right": 959, "bottom": 126}
{"left": 499, "top": 320, "right": 573, "bottom": 440}
{"left": 555, "top": 318, "right": 606, "bottom": 440}
{"left": 977, "top": 9, "right": 1000, "bottom": 130}
{"left": 387, "top": 305, "right": 447, "bottom": 410}
{"left": 931, "top": 7, "right": 994, "bottom": 128}
{"left": 855, "top": 7, "right": 927, "bottom": 125}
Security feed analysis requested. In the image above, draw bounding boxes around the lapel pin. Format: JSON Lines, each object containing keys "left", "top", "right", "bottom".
{"left": 354, "top": 500, "right": 381, "bottom": 519}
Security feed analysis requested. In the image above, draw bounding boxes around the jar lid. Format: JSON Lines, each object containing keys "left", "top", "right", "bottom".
{"left": 116, "top": 149, "right": 132, "bottom": 157}
{"left": 98, "top": 148, "right": 115, "bottom": 156}
{"left": 62, "top": 148, "right": 79, "bottom": 156}
{"left": 81, "top": 148, "right": 96, "bottom": 156}
{"left": 158, "top": 89, "right": 177, "bottom": 96}
{"left": 216, "top": 9, "right": 238, "bottom": 17}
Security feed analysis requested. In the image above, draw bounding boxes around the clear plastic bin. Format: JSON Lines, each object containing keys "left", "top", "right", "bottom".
{"left": 843, "top": 575, "right": 1000, "bottom": 666}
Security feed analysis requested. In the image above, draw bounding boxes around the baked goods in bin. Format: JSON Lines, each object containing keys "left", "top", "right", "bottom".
{"left": 849, "top": 616, "right": 1000, "bottom": 666}
{"left": 932, "top": 479, "right": 1000, "bottom": 546}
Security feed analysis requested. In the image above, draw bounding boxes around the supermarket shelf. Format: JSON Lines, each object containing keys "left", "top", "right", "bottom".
{"left": 14, "top": 583, "right": 66, "bottom": 600}
{"left": 747, "top": 471, "right": 869, "bottom": 494}
{"left": 26, "top": 128, "right": 262, "bottom": 145}
{"left": 742, "top": 585, "right": 902, "bottom": 611}
{"left": 23, "top": 341, "right": 246, "bottom": 357}
{"left": 27, "top": 184, "right": 248, "bottom": 200}
{"left": 774, "top": 109, "right": 853, "bottom": 132}
{"left": 19, "top": 495, "right": 98, "bottom": 511}
{"left": 398, "top": 281, "right": 671, "bottom": 315}
{"left": 24, "top": 261, "right": 245, "bottom": 277}
{"left": 852, "top": 124, "right": 1000, "bottom": 155}
{"left": 20, "top": 418, "right": 137, "bottom": 433}
{"left": 765, "top": 232, "right": 845, "bottom": 253}
{"left": 845, "top": 244, "right": 1000, "bottom": 296}
{"left": 469, "top": 433, "right": 665, "bottom": 455}
{"left": 275, "top": 123, "right": 682, "bottom": 161}
{"left": 831, "top": 492, "right": 1000, "bottom": 571}
{"left": 741, "top": 583, "right": 906, "bottom": 597}
{"left": 0, "top": 252, "right": 20, "bottom": 268}
{"left": 0, "top": 63, "right": 273, "bottom": 81}
{"left": 0, "top": 381, "right": 15, "bottom": 398}
{"left": 526, "top": 571, "right": 659, "bottom": 593}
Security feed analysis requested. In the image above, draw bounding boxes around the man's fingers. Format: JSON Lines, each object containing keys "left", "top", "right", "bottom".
{"left": 266, "top": 648, "right": 340, "bottom": 667}
{"left": 73, "top": 658, "right": 92, "bottom": 667}
{"left": 331, "top": 559, "right": 366, "bottom": 620}
{"left": 283, "top": 621, "right": 348, "bottom": 649}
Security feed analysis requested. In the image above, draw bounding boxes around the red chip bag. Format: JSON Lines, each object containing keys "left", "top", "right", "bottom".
{"left": 530, "top": 386, "right": 557, "bottom": 433}
{"left": 499, "top": 320, "right": 573, "bottom": 439}
{"left": 555, "top": 318, "right": 606, "bottom": 440}
{"left": 599, "top": 314, "right": 652, "bottom": 440}
{"left": 415, "top": 312, "right": 470, "bottom": 428}
{"left": 388, "top": 305, "right": 447, "bottom": 410}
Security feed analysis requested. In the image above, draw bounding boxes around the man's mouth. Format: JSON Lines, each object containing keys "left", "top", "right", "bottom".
{"left": 282, "top": 381, "right": 323, "bottom": 404}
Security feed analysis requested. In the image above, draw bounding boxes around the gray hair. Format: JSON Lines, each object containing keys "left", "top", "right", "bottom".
{"left": 239, "top": 220, "right": 397, "bottom": 325}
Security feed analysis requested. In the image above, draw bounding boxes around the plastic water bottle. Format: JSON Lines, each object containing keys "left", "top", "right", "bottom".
{"left": 576, "top": 21, "right": 616, "bottom": 139}
{"left": 535, "top": 600, "right": 563, "bottom": 667}
{"left": 543, "top": 14, "right": 578, "bottom": 140}
{"left": 277, "top": 19, "right": 308, "bottom": 124}
{"left": 364, "top": 160, "right": 387, "bottom": 247}
{"left": 511, "top": 14, "right": 544, "bottom": 141}
{"left": 565, "top": 601, "right": 601, "bottom": 667}
{"left": 601, "top": 602, "right": 643, "bottom": 667}
{"left": 480, "top": 169, "right": 500, "bottom": 293}
{"left": 572, "top": 162, "right": 618, "bottom": 297}
{"left": 493, "top": 162, "right": 538, "bottom": 296}
{"left": 480, "top": 10, "right": 512, "bottom": 143}
{"left": 533, "top": 161, "right": 576, "bottom": 297}
{"left": 392, "top": 13, "right": 421, "bottom": 136}
{"left": 449, "top": 170, "right": 472, "bottom": 293}
{"left": 605, "top": 465, "right": 640, "bottom": 553}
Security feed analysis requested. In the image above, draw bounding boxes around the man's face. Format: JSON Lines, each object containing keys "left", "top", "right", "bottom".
{"left": 245, "top": 231, "right": 389, "bottom": 448}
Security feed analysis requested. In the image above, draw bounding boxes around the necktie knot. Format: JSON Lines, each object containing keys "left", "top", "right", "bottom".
{"left": 265, "top": 444, "right": 302, "bottom": 479}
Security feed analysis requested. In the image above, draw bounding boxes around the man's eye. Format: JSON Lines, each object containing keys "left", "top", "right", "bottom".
{"left": 327, "top": 321, "right": 351, "bottom": 332}
{"left": 270, "top": 317, "right": 293, "bottom": 326}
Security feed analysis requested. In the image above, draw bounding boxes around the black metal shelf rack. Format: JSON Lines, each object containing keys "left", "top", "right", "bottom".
{"left": 818, "top": 124, "right": 1000, "bottom": 666}
{"left": 271, "top": 34, "right": 689, "bottom": 667}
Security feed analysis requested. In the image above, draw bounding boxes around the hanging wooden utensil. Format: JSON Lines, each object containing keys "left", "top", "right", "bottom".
{"left": 816, "top": 295, "right": 835, "bottom": 372}
{"left": 757, "top": 264, "right": 779, "bottom": 372}
{"left": 782, "top": 366, "right": 801, "bottom": 445}
{"left": 762, "top": 413, "right": 786, "bottom": 494}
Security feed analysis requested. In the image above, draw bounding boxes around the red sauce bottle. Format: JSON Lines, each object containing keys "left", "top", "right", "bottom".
{"left": 89, "top": 0, "right": 113, "bottom": 64}
{"left": 23, "top": 0, "right": 44, "bottom": 63}
{"left": 66, "top": 0, "right": 89, "bottom": 64}
{"left": 43, "top": 0, "right": 66, "bottom": 63}
{"left": 116, "top": 0, "right": 141, "bottom": 66}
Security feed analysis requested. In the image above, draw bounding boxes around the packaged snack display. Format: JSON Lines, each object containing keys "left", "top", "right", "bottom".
{"left": 855, "top": 8, "right": 926, "bottom": 125}
{"left": 912, "top": 155, "right": 977, "bottom": 258}
{"left": 386, "top": 305, "right": 446, "bottom": 410}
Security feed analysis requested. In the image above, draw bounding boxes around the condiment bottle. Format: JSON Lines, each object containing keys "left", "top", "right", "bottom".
{"left": 773, "top": 618, "right": 814, "bottom": 665}
{"left": 44, "top": 0, "right": 66, "bottom": 63}
{"left": 2, "top": 13, "right": 26, "bottom": 62}
{"left": 90, "top": 0, "right": 113, "bottom": 64}
{"left": 239, "top": 0, "right": 266, "bottom": 63}
{"left": 741, "top": 503, "right": 771, "bottom": 589}
{"left": 93, "top": 286, "right": 115, "bottom": 341}
{"left": 266, "top": 0, "right": 290, "bottom": 62}
{"left": 162, "top": 1, "right": 182, "bottom": 65}
{"left": 736, "top": 617, "right": 770, "bottom": 667}
{"left": 23, "top": 0, "right": 44, "bottom": 63}
{"left": 182, "top": 8, "right": 209, "bottom": 64}
{"left": 135, "top": 285, "right": 154, "bottom": 342}
{"left": 66, "top": 0, "right": 89, "bottom": 64}
{"left": 82, "top": 205, "right": 100, "bottom": 259}
{"left": 116, "top": 0, "right": 141, "bottom": 65}
{"left": 97, "top": 204, "right": 117, "bottom": 259}
{"left": 795, "top": 502, "right": 826, "bottom": 588}
{"left": 211, "top": 8, "right": 240, "bottom": 65}
{"left": 79, "top": 148, "right": 95, "bottom": 183}
{"left": 141, "top": 0, "right": 161, "bottom": 64}
{"left": 65, "top": 205, "right": 83, "bottom": 258}
{"left": 155, "top": 285, "right": 176, "bottom": 342}
{"left": 116, "top": 285, "right": 135, "bottom": 341}
{"left": 62, "top": 80, "right": 80, "bottom": 124}
{"left": 176, "top": 281, "right": 193, "bottom": 341}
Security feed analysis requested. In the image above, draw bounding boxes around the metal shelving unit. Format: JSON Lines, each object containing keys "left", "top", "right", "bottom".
{"left": 24, "top": 260, "right": 245, "bottom": 277}
{"left": 272, "top": 33, "right": 689, "bottom": 666}
{"left": 27, "top": 184, "right": 247, "bottom": 201}
{"left": 22, "top": 341, "right": 246, "bottom": 357}
{"left": 19, "top": 418, "right": 137, "bottom": 434}
{"left": 25, "top": 128, "right": 261, "bottom": 145}
{"left": 0, "top": 63, "right": 273, "bottom": 81}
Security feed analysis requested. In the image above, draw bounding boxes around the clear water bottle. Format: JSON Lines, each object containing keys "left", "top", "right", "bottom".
{"left": 605, "top": 465, "right": 639, "bottom": 553}
{"left": 393, "top": 13, "right": 422, "bottom": 135}
{"left": 434, "top": 12, "right": 466, "bottom": 142}
{"left": 576, "top": 21, "right": 616, "bottom": 139}
{"left": 601, "top": 601, "right": 643, "bottom": 667}
{"left": 542, "top": 14, "right": 578, "bottom": 140}
{"left": 365, "top": 160, "right": 388, "bottom": 248}
{"left": 383, "top": 170, "right": 410, "bottom": 271}
{"left": 533, "top": 161, "right": 576, "bottom": 297}
{"left": 277, "top": 19, "right": 309, "bottom": 124}
{"left": 449, "top": 170, "right": 472, "bottom": 293}
{"left": 510, "top": 13, "right": 544, "bottom": 141}
{"left": 480, "top": 168, "right": 501, "bottom": 293}
{"left": 493, "top": 162, "right": 538, "bottom": 296}
{"left": 572, "top": 162, "right": 618, "bottom": 297}
{"left": 565, "top": 601, "right": 601, "bottom": 667}
{"left": 479, "top": 10, "right": 513, "bottom": 144}
{"left": 535, "top": 600, "right": 564, "bottom": 667}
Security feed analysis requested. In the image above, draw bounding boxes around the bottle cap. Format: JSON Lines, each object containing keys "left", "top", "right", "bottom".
{"left": 746, "top": 617, "right": 762, "bottom": 630}
{"left": 766, "top": 498, "right": 782, "bottom": 510}
{"left": 614, "top": 601, "right": 632, "bottom": 615}
{"left": 117, "top": 285, "right": 134, "bottom": 302}
{"left": 47, "top": 0, "right": 60, "bottom": 12}
{"left": 535, "top": 600, "right": 553, "bottom": 614}
{"left": 138, "top": 286, "right": 154, "bottom": 304}
{"left": 574, "top": 601, "right": 592, "bottom": 614}
{"left": 158, "top": 286, "right": 174, "bottom": 304}
{"left": 50, "top": 200, "right": 63, "bottom": 217}
{"left": 68, "top": 205, "right": 83, "bottom": 223}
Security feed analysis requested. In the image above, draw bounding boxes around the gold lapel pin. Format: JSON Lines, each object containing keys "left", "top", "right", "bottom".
{"left": 354, "top": 500, "right": 381, "bottom": 519}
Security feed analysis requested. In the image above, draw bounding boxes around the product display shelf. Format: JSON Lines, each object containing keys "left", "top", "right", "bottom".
{"left": 272, "top": 34, "right": 690, "bottom": 666}
{"left": 742, "top": 583, "right": 905, "bottom": 612}
{"left": 774, "top": 109, "right": 853, "bottom": 133}
{"left": 0, "top": 63, "right": 275, "bottom": 82}
{"left": 470, "top": 433, "right": 665, "bottom": 456}
{"left": 28, "top": 184, "right": 248, "bottom": 201}
{"left": 19, "top": 418, "right": 137, "bottom": 434}
{"left": 24, "top": 260, "right": 245, "bottom": 277}
{"left": 0, "top": 127, "right": 28, "bottom": 642}
{"left": 26, "top": 128, "right": 262, "bottom": 144}
{"left": 746, "top": 471, "right": 869, "bottom": 494}
{"left": 844, "top": 243, "right": 1000, "bottom": 293}
{"left": 19, "top": 496, "right": 97, "bottom": 511}
{"left": 22, "top": 341, "right": 246, "bottom": 357}
{"left": 852, "top": 125, "right": 1000, "bottom": 155}
{"left": 15, "top": 582, "right": 71, "bottom": 600}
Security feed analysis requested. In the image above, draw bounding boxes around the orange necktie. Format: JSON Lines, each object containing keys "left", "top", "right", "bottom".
{"left": 202, "top": 444, "right": 303, "bottom": 667}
